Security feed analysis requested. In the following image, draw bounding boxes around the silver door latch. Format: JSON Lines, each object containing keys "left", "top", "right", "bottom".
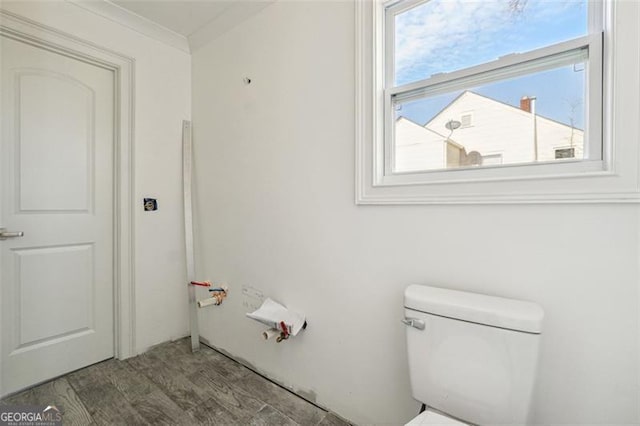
{"left": 401, "top": 317, "right": 425, "bottom": 330}
{"left": 0, "top": 228, "right": 24, "bottom": 240}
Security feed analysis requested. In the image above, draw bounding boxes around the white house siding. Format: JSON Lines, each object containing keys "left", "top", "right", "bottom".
{"left": 395, "top": 91, "right": 585, "bottom": 171}
{"left": 394, "top": 117, "right": 447, "bottom": 172}
{"left": 535, "top": 115, "right": 584, "bottom": 161}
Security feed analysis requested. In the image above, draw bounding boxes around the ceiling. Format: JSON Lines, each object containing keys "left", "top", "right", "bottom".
{"left": 111, "top": 1, "right": 228, "bottom": 37}
{"left": 108, "top": 0, "right": 275, "bottom": 50}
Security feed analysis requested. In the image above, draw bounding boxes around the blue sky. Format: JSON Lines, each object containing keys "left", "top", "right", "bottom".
{"left": 394, "top": 0, "right": 588, "bottom": 128}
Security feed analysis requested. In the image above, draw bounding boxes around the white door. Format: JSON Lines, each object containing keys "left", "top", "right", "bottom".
{"left": 1, "top": 35, "right": 115, "bottom": 396}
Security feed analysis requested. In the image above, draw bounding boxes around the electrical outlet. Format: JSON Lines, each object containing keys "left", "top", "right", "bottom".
{"left": 143, "top": 198, "right": 157, "bottom": 211}
{"left": 242, "top": 285, "right": 264, "bottom": 312}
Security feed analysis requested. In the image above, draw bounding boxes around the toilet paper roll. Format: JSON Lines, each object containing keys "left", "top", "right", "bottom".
{"left": 262, "top": 328, "right": 279, "bottom": 340}
{"left": 197, "top": 297, "right": 219, "bottom": 308}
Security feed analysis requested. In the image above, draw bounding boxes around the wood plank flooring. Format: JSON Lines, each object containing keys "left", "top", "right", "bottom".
{"left": 0, "top": 338, "right": 351, "bottom": 426}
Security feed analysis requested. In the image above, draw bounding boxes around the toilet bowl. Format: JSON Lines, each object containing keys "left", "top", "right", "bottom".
{"left": 406, "top": 409, "right": 467, "bottom": 425}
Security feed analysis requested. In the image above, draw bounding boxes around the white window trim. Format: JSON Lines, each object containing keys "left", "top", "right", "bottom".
{"left": 355, "top": 0, "right": 640, "bottom": 204}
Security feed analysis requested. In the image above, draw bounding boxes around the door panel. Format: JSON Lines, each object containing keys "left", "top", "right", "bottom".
{"left": 15, "top": 244, "right": 94, "bottom": 346}
{"left": 1, "top": 35, "right": 114, "bottom": 396}
{"left": 17, "top": 70, "right": 94, "bottom": 212}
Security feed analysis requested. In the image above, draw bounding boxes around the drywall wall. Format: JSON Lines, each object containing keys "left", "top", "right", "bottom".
{"left": 192, "top": 1, "right": 639, "bottom": 425}
{"left": 1, "top": 1, "right": 191, "bottom": 354}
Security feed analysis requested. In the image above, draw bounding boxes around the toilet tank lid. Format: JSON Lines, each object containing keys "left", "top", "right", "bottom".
{"left": 404, "top": 285, "right": 544, "bottom": 333}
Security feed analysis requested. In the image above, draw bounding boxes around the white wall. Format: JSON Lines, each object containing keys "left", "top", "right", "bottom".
{"left": 192, "top": 1, "right": 639, "bottom": 425}
{"left": 1, "top": 1, "right": 191, "bottom": 354}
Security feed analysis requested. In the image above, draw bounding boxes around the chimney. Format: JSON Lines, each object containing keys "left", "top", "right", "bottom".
{"left": 520, "top": 96, "right": 531, "bottom": 113}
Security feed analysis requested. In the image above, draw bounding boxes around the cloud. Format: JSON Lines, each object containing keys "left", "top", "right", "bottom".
{"left": 394, "top": 0, "right": 587, "bottom": 86}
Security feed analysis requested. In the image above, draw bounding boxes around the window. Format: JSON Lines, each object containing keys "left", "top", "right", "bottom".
{"left": 355, "top": 0, "right": 640, "bottom": 204}
{"left": 460, "top": 113, "right": 473, "bottom": 128}
{"left": 555, "top": 147, "right": 576, "bottom": 159}
{"left": 387, "top": 0, "right": 601, "bottom": 175}
{"left": 482, "top": 153, "right": 504, "bottom": 166}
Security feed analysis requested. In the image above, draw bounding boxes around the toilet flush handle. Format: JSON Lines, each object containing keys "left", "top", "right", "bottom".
{"left": 401, "top": 317, "right": 425, "bottom": 330}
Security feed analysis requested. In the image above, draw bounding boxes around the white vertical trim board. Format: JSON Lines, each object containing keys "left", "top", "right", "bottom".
{"left": 182, "top": 120, "right": 200, "bottom": 352}
{"left": 0, "top": 10, "right": 136, "bottom": 360}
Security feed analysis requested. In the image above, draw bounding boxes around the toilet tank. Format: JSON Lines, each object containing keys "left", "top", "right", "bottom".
{"left": 404, "top": 285, "right": 544, "bottom": 425}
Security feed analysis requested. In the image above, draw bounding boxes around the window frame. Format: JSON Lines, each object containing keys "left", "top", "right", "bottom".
{"left": 355, "top": 0, "right": 640, "bottom": 204}
{"left": 384, "top": 0, "right": 602, "bottom": 182}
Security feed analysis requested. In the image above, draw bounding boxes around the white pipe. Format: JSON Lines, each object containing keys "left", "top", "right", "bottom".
{"left": 262, "top": 328, "right": 280, "bottom": 340}
{"left": 198, "top": 297, "right": 219, "bottom": 308}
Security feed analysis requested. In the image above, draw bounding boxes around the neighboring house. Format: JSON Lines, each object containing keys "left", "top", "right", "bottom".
{"left": 394, "top": 117, "right": 448, "bottom": 172}
{"left": 395, "top": 91, "right": 584, "bottom": 172}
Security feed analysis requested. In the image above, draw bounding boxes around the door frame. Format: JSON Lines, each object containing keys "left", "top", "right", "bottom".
{"left": 0, "top": 9, "right": 136, "bottom": 387}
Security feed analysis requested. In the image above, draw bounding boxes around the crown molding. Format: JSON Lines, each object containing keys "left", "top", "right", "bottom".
{"left": 188, "top": 1, "right": 274, "bottom": 51}
{"left": 66, "top": 0, "right": 190, "bottom": 53}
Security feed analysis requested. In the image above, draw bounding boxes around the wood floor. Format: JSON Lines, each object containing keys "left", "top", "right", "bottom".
{"left": 0, "top": 338, "right": 350, "bottom": 426}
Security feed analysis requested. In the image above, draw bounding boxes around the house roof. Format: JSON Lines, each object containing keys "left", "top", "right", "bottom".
{"left": 396, "top": 115, "right": 448, "bottom": 139}
{"left": 423, "top": 90, "right": 583, "bottom": 132}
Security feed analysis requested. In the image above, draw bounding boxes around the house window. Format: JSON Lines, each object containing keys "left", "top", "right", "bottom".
{"left": 460, "top": 113, "right": 473, "bottom": 128}
{"left": 482, "top": 153, "right": 504, "bottom": 166}
{"left": 555, "top": 147, "right": 576, "bottom": 159}
{"left": 387, "top": 0, "right": 601, "bottom": 175}
{"left": 356, "top": 1, "right": 640, "bottom": 204}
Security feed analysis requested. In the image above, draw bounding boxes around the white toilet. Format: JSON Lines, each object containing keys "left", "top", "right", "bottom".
{"left": 403, "top": 285, "right": 544, "bottom": 425}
